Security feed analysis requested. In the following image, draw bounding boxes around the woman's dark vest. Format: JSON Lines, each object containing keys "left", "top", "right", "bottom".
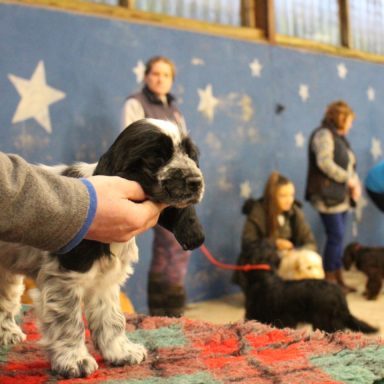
{"left": 129, "top": 86, "right": 184, "bottom": 127}
{"left": 305, "top": 125, "right": 352, "bottom": 207}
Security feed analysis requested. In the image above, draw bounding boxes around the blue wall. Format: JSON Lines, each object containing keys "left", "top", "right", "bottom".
{"left": 1, "top": 3, "right": 384, "bottom": 312}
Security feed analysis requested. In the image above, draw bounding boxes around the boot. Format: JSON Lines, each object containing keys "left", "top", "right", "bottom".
{"left": 335, "top": 269, "right": 357, "bottom": 294}
{"left": 148, "top": 273, "right": 186, "bottom": 317}
{"left": 324, "top": 271, "right": 337, "bottom": 283}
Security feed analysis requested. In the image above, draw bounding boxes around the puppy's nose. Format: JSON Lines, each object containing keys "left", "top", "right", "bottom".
{"left": 186, "top": 176, "right": 202, "bottom": 191}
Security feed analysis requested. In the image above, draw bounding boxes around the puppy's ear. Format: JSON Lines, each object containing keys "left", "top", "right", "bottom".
{"left": 158, "top": 206, "right": 205, "bottom": 250}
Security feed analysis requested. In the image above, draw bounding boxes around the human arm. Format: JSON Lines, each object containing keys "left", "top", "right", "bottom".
{"left": 241, "top": 216, "right": 264, "bottom": 251}
{"left": 348, "top": 175, "right": 361, "bottom": 202}
{"left": 0, "top": 152, "right": 165, "bottom": 252}
{"left": 121, "top": 98, "right": 145, "bottom": 129}
{"left": 292, "top": 206, "right": 318, "bottom": 252}
{"left": 312, "top": 129, "right": 351, "bottom": 183}
{"left": 0, "top": 152, "right": 90, "bottom": 251}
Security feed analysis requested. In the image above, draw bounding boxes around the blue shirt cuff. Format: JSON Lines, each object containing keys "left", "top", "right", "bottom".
{"left": 56, "top": 178, "right": 97, "bottom": 254}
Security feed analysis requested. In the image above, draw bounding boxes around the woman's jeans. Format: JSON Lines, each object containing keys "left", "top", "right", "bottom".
{"left": 319, "top": 211, "right": 348, "bottom": 271}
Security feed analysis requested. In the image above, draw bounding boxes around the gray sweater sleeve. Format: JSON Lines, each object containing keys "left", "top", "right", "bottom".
{"left": 121, "top": 98, "right": 145, "bottom": 130}
{"left": 0, "top": 152, "right": 90, "bottom": 252}
{"left": 311, "top": 128, "right": 350, "bottom": 183}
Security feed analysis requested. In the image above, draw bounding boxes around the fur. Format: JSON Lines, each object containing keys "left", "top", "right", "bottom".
{"left": 278, "top": 249, "right": 325, "bottom": 280}
{"left": 245, "top": 271, "right": 378, "bottom": 334}
{"left": 0, "top": 118, "right": 205, "bottom": 378}
{"left": 243, "top": 243, "right": 378, "bottom": 334}
{"left": 343, "top": 242, "right": 384, "bottom": 300}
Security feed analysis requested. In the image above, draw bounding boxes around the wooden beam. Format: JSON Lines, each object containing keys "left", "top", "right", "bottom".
{"left": 241, "top": 0, "right": 256, "bottom": 28}
{"left": 254, "top": 0, "right": 276, "bottom": 43}
{"left": 338, "top": 0, "right": 351, "bottom": 48}
{"left": 118, "top": 0, "right": 134, "bottom": 8}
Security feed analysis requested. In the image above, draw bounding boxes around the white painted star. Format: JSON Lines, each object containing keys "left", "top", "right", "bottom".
{"left": 371, "top": 137, "right": 382, "bottom": 160}
{"left": 8, "top": 61, "right": 65, "bottom": 133}
{"left": 197, "top": 84, "right": 219, "bottom": 121}
{"left": 133, "top": 60, "right": 145, "bottom": 83}
{"left": 240, "top": 180, "right": 252, "bottom": 199}
{"left": 299, "top": 84, "right": 309, "bottom": 102}
{"left": 218, "top": 166, "right": 232, "bottom": 191}
{"left": 337, "top": 63, "right": 348, "bottom": 79}
{"left": 205, "top": 132, "right": 222, "bottom": 151}
{"left": 295, "top": 131, "right": 305, "bottom": 148}
{"left": 367, "top": 86, "right": 375, "bottom": 101}
{"left": 249, "top": 59, "right": 263, "bottom": 77}
{"left": 191, "top": 57, "right": 205, "bottom": 65}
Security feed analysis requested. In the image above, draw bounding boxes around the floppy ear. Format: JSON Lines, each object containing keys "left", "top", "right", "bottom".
{"left": 158, "top": 206, "right": 205, "bottom": 250}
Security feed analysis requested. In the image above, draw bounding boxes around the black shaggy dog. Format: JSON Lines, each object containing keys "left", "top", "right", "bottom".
{"left": 244, "top": 245, "right": 378, "bottom": 334}
{"left": 343, "top": 242, "right": 384, "bottom": 300}
{"left": 0, "top": 118, "right": 205, "bottom": 378}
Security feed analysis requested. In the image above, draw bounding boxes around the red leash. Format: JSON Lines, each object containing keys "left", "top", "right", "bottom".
{"left": 199, "top": 244, "right": 271, "bottom": 271}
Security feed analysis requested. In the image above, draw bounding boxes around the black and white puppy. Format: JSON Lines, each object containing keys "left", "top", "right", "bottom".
{"left": 343, "top": 242, "right": 384, "bottom": 300}
{"left": 243, "top": 245, "right": 378, "bottom": 334}
{"left": 0, "top": 119, "right": 205, "bottom": 378}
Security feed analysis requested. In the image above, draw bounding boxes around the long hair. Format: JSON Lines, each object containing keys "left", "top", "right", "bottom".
{"left": 144, "top": 56, "right": 176, "bottom": 79}
{"left": 262, "top": 171, "right": 293, "bottom": 240}
{"left": 322, "top": 100, "right": 355, "bottom": 131}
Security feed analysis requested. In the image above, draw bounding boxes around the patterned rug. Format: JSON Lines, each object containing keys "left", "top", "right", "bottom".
{"left": 1, "top": 308, "right": 384, "bottom": 383}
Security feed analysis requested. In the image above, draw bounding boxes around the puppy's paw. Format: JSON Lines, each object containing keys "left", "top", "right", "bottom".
{"left": 52, "top": 353, "right": 98, "bottom": 378}
{"left": 103, "top": 337, "right": 147, "bottom": 366}
{"left": 0, "top": 324, "right": 26, "bottom": 346}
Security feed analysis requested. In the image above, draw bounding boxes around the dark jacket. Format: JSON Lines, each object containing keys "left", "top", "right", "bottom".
{"left": 129, "top": 86, "right": 184, "bottom": 128}
{"left": 305, "top": 124, "right": 353, "bottom": 207}
{"left": 233, "top": 198, "right": 317, "bottom": 291}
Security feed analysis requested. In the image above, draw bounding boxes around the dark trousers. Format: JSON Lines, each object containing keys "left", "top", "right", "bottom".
{"left": 319, "top": 211, "right": 348, "bottom": 271}
{"left": 366, "top": 188, "right": 384, "bottom": 212}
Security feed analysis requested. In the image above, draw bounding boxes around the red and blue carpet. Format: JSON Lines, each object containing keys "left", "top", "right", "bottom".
{"left": 1, "top": 308, "right": 384, "bottom": 383}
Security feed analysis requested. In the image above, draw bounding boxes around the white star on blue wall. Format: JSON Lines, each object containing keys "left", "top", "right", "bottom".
{"left": 299, "top": 84, "right": 309, "bottom": 102}
{"left": 8, "top": 61, "right": 66, "bottom": 133}
{"left": 240, "top": 180, "right": 252, "bottom": 199}
{"left": 249, "top": 59, "right": 263, "bottom": 77}
{"left": 337, "top": 63, "right": 348, "bottom": 79}
{"left": 197, "top": 84, "right": 219, "bottom": 121}
{"left": 295, "top": 131, "right": 305, "bottom": 147}
{"left": 133, "top": 60, "right": 145, "bottom": 83}
{"left": 371, "top": 137, "right": 382, "bottom": 160}
{"left": 367, "top": 86, "right": 375, "bottom": 101}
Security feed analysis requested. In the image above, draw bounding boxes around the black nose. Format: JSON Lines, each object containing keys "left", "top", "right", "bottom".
{"left": 186, "top": 176, "right": 202, "bottom": 191}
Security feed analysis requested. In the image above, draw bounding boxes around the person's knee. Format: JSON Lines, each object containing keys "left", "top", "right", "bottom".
{"left": 324, "top": 224, "right": 344, "bottom": 243}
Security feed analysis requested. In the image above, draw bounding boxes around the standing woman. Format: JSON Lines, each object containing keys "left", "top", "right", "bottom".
{"left": 122, "top": 56, "right": 189, "bottom": 317}
{"left": 305, "top": 100, "right": 361, "bottom": 292}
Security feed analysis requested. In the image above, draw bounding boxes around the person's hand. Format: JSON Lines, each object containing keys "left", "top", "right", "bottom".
{"left": 348, "top": 177, "right": 362, "bottom": 202}
{"left": 275, "top": 238, "right": 294, "bottom": 251}
{"left": 85, "top": 176, "right": 167, "bottom": 243}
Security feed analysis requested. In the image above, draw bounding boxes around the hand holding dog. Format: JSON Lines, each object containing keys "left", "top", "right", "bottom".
{"left": 85, "top": 176, "right": 168, "bottom": 243}
{"left": 276, "top": 238, "right": 294, "bottom": 251}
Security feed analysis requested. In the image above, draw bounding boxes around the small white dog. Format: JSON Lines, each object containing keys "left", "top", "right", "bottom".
{"left": 278, "top": 249, "right": 325, "bottom": 280}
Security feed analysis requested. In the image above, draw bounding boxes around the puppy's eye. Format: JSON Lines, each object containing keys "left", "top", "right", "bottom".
{"left": 181, "top": 138, "right": 199, "bottom": 163}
